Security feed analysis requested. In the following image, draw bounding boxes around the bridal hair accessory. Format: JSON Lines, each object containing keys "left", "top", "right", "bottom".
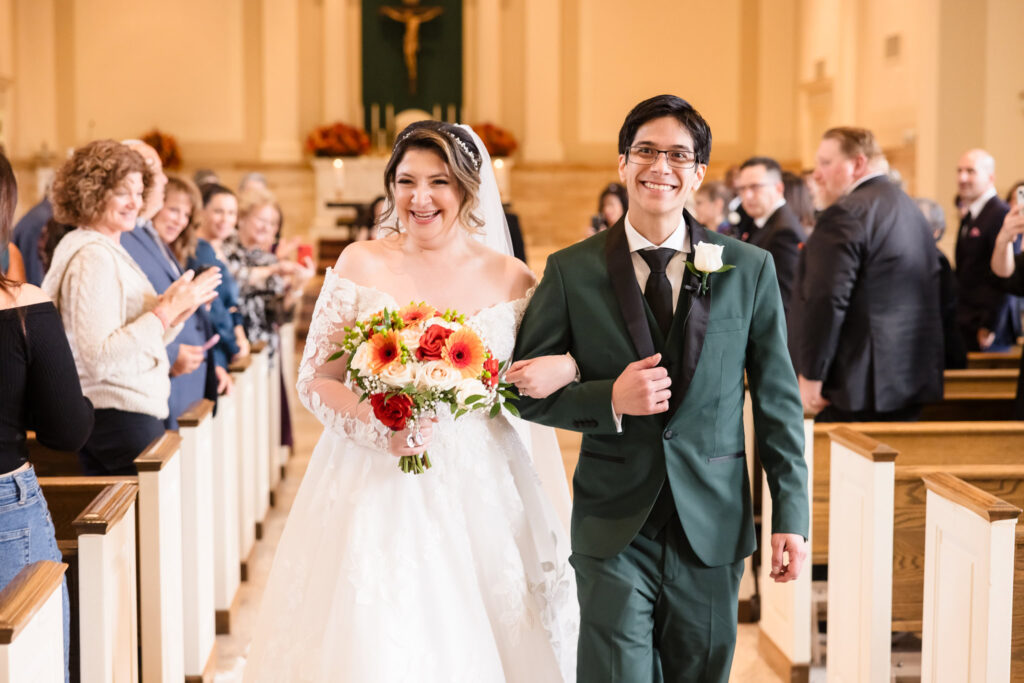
{"left": 397, "top": 128, "right": 482, "bottom": 171}
{"left": 332, "top": 302, "right": 519, "bottom": 474}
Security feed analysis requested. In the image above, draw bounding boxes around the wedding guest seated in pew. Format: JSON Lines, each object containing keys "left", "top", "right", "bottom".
{"left": 42, "top": 140, "right": 220, "bottom": 475}
{"left": 990, "top": 178, "right": 1024, "bottom": 419}
{"left": 122, "top": 143, "right": 227, "bottom": 426}
{"left": 224, "top": 187, "right": 314, "bottom": 450}
{"left": 195, "top": 184, "right": 250, "bottom": 369}
{"left": 0, "top": 151, "right": 94, "bottom": 683}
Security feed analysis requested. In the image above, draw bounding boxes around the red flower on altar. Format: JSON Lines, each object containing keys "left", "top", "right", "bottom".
{"left": 482, "top": 357, "right": 500, "bottom": 388}
{"left": 416, "top": 324, "right": 454, "bottom": 361}
{"left": 367, "top": 331, "right": 403, "bottom": 373}
{"left": 443, "top": 328, "right": 486, "bottom": 378}
{"left": 398, "top": 302, "right": 437, "bottom": 327}
{"left": 370, "top": 392, "right": 414, "bottom": 431}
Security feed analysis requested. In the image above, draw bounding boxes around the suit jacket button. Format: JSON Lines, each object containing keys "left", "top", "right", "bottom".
{"left": 663, "top": 429, "right": 674, "bottom": 440}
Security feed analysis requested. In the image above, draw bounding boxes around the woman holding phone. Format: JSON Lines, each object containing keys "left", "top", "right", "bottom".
{"left": 990, "top": 180, "right": 1024, "bottom": 418}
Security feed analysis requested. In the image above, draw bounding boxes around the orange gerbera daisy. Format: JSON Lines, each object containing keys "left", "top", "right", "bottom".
{"left": 398, "top": 302, "right": 437, "bottom": 327}
{"left": 367, "top": 330, "right": 403, "bottom": 373}
{"left": 442, "top": 328, "right": 487, "bottom": 378}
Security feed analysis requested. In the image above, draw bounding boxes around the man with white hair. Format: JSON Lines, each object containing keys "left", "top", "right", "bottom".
{"left": 954, "top": 148, "right": 1019, "bottom": 351}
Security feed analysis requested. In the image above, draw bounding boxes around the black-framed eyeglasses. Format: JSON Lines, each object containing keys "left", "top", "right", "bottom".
{"left": 627, "top": 146, "right": 698, "bottom": 169}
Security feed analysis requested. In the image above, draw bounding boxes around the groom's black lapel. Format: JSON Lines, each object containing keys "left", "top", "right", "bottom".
{"left": 604, "top": 219, "right": 656, "bottom": 360}
{"left": 666, "top": 212, "right": 711, "bottom": 418}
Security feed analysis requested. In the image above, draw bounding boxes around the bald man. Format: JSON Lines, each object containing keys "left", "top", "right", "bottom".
{"left": 954, "top": 149, "right": 1020, "bottom": 351}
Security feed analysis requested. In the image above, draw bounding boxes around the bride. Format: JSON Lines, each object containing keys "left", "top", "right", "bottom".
{"left": 242, "top": 121, "right": 579, "bottom": 682}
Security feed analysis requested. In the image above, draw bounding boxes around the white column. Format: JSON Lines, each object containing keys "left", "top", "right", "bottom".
{"left": 826, "top": 427, "right": 897, "bottom": 683}
{"left": 259, "top": 0, "right": 302, "bottom": 162}
{"left": 11, "top": 0, "right": 58, "bottom": 161}
{"left": 521, "top": 0, "right": 563, "bottom": 162}
{"left": 322, "top": 0, "right": 359, "bottom": 124}
{"left": 470, "top": 0, "right": 501, "bottom": 123}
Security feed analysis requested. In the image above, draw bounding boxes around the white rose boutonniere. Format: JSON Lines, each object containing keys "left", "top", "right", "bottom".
{"left": 687, "top": 241, "right": 735, "bottom": 296}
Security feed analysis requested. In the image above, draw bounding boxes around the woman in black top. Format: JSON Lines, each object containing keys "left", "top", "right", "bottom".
{"left": 0, "top": 152, "right": 93, "bottom": 682}
{"left": 990, "top": 181, "right": 1024, "bottom": 418}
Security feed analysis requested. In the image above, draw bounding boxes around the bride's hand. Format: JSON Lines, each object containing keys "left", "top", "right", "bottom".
{"left": 506, "top": 354, "right": 579, "bottom": 400}
{"left": 388, "top": 420, "right": 437, "bottom": 457}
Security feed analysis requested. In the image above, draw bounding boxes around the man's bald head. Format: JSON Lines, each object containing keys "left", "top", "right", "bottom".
{"left": 957, "top": 149, "right": 996, "bottom": 204}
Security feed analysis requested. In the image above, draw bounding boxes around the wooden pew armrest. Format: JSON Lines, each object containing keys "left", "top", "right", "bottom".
{"left": 177, "top": 399, "right": 215, "bottom": 428}
{"left": 134, "top": 431, "right": 183, "bottom": 472}
{"left": 72, "top": 481, "right": 138, "bottom": 535}
{"left": 922, "top": 472, "right": 1023, "bottom": 522}
{"left": 0, "top": 560, "right": 67, "bottom": 644}
{"left": 229, "top": 356, "right": 252, "bottom": 373}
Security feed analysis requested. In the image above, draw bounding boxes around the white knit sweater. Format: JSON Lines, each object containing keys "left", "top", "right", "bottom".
{"left": 42, "top": 229, "right": 182, "bottom": 419}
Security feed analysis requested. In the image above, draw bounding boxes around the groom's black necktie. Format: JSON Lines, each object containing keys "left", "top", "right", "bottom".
{"left": 638, "top": 248, "right": 676, "bottom": 335}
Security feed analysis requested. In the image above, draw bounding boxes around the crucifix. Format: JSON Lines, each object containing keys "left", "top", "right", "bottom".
{"left": 380, "top": 0, "right": 443, "bottom": 95}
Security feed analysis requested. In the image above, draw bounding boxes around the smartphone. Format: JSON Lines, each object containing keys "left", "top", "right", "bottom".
{"left": 201, "top": 334, "right": 221, "bottom": 352}
{"left": 1016, "top": 185, "right": 1024, "bottom": 213}
{"left": 296, "top": 243, "right": 314, "bottom": 264}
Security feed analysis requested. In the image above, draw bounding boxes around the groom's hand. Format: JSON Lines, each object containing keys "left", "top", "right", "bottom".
{"left": 769, "top": 533, "right": 807, "bottom": 583}
{"left": 611, "top": 354, "right": 671, "bottom": 416}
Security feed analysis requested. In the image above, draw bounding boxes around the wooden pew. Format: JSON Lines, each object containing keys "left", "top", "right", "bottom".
{"left": 267, "top": 343, "right": 282, "bottom": 505}
{"left": 968, "top": 347, "right": 1022, "bottom": 369}
{"left": 920, "top": 473, "right": 1020, "bottom": 681}
{"left": 811, "top": 421, "right": 1024, "bottom": 563}
{"left": 30, "top": 432, "right": 186, "bottom": 682}
{"left": 250, "top": 342, "right": 272, "bottom": 537}
{"left": 921, "top": 369, "right": 1018, "bottom": 420}
{"left": 40, "top": 479, "right": 138, "bottom": 683}
{"left": 229, "top": 355, "right": 257, "bottom": 580}
{"left": 0, "top": 561, "right": 67, "bottom": 683}
{"left": 176, "top": 399, "right": 217, "bottom": 682}
{"left": 210, "top": 388, "right": 242, "bottom": 634}
{"left": 825, "top": 427, "right": 897, "bottom": 683}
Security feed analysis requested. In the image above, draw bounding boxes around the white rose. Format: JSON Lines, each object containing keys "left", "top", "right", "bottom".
{"left": 423, "top": 316, "right": 458, "bottom": 331}
{"left": 455, "top": 378, "right": 489, "bottom": 409}
{"left": 400, "top": 327, "right": 422, "bottom": 353}
{"left": 415, "top": 360, "right": 461, "bottom": 391}
{"left": 380, "top": 361, "right": 416, "bottom": 388}
{"left": 349, "top": 343, "right": 372, "bottom": 375}
{"left": 693, "top": 241, "right": 724, "bottom": 273}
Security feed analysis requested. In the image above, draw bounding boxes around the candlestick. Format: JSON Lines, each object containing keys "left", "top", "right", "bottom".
{"left": 446, "top": 104, "right": 456, "bottom": 124}
{"left": 385, "top": 104, "right": 395, "bottom": 135}
{"left": 432, "top": 104, "right": 442, "bottom": 121}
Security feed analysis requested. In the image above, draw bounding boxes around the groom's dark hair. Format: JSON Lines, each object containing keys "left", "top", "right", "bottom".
{"left": 617, "top": 95, "right": 712, "bottom": 165}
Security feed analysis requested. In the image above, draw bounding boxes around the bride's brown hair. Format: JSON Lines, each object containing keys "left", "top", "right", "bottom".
{"left": 379, "top": 121, "right": 484, "bottom": 235}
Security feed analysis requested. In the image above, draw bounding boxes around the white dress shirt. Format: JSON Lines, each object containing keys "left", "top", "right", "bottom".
{"left": 624, "top": 214, "right": 691, "bottom": 312}
{"left": 753, "top": 199, "right": 787, "bottom": 229}
{"left": 967, "top": 187, "right": 997, "bottom": 221}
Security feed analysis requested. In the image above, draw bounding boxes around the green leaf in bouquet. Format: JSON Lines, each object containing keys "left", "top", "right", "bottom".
{"left": 504, "top": 403, "right": 520, "bottom": 418}
{"left": 463, "top": 394, "right": 484, "bottom": 405}
{"left": 327, "top": 350, "right": 344, "bottom": 362}
{"left": 498, "top": 389, "right": 518, "bottom": 400}
{"left": 489, "top": 402, "right": 501, "bottom": 418}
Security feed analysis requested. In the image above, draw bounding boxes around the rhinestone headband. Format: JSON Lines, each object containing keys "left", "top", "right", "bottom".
{"left": 398, "top": 129, "right": 482, "bottom": 171}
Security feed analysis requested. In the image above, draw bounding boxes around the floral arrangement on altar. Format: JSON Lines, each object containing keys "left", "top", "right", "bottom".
{"left": 332, "top": 302, "right": 518, "bottom": 474}
{"left": 141, "top": 129, "right": 181, "bottom": 169}
{"left": 306, "top": 121, "right": 371, "bottom": 157}
{"left": 471, "top": 122, "right": 518, "bottom": 157}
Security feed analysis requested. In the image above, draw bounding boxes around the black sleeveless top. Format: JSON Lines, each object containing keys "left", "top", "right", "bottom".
{"left": 0, "top": 301, "right": 94, "bottom": 472}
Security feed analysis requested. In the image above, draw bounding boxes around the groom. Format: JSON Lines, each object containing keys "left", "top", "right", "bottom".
{"left": 514, "top": 95, "right": 809, "bottom": 682}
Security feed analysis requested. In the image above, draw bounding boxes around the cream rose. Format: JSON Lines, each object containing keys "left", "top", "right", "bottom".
{"left": 380, "top": 361, "right": 416, "bottom": 388}
{"left": 415, "top": 360, "right": 461, "bottom": 391}
{"left": 400, "top": 327, "right": 422, "bottom": 353}
{"left": 455, "top": 378, "right": 489, "bottom": 409}
{"left": 349, "top": 342, "right": 372, "bottom": 375}
{"left": 693, "top": 241, "right": 724, "bottom": 273}
{"left": 423, "top": 316, "right": 458, "bottom": 331}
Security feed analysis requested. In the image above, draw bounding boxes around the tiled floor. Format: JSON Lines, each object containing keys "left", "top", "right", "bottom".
{"left": 211, "top": 371, "right": 799, "bottom": 682}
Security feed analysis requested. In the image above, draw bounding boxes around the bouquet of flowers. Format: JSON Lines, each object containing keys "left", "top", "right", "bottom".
{"left": 305, "top": 121, "right": 371, "bottom": 157}
{"left": 330, "top": 302, "right": 519, "bottom": 474}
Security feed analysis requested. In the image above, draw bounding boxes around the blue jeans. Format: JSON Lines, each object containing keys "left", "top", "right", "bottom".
{"left": 0, "top": 465, "right": 70, "bottom": 682}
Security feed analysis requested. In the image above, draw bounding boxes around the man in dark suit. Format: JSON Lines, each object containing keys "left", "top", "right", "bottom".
{"left": 736, "top": 157, "right": 806, "bottom": 328}
{"left": 798, "top": 127, "right": 943, "bottom": 421}
{"left": 10, "top": 196, "right": 52, "bottom": 285}
{"left": 515, "top": 95, "right": 808, "bottom": 683}
{"left": 954, "top": 149, "right": 1019, "bottom": 351}
{"left": 122, "top": 141, "right": 216, "bottom": 428}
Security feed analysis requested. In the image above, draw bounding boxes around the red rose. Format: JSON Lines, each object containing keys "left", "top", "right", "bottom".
{"left": 416, "top": 324, "right": 454, "bottom": 361}
{"left": 370, "top": 392, "right": 414, "bottom": 431}
{"left": 483, "top": 357, "right": 500, "bottom": 388}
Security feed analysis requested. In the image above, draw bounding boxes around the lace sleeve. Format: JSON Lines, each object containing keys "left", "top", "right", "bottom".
{"left": 296, "top": 270, "right": 391, "bottom": 450}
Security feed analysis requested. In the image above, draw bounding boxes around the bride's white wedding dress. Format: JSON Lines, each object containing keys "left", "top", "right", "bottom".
{"left": 243, "top": 270, "right": 578, "bottom": 682}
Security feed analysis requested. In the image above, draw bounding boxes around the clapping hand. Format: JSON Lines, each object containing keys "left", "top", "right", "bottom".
{"left": 155, "top": 268, "right": 222, "bottom": 328}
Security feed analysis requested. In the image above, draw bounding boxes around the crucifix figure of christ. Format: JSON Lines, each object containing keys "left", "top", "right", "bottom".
{"left": 380, "top": 0, "right": 443, "bottom": 95}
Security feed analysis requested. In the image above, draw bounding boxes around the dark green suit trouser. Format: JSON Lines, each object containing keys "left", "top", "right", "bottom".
{"left": 571, "top": 514, "right": 744, "bottom": 683}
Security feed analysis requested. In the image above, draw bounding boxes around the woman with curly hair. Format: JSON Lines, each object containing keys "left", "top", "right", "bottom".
{"left": 42, "top": 139, "right": 221, "bottom": 475}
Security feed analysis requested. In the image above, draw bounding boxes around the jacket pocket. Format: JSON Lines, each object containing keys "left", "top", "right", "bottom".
{"left": 580, "top": 450, "right": 626, "bottom": 464}
{"left": 707, "top": 450, "right": 745, "bottom": 464}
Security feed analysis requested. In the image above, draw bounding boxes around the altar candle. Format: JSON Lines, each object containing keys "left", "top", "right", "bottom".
{"left": 432, "top": 104, "right": 442, "bottom": 121}
{"left": 446, "top": 104, "right": 456, "bottom": 124}
{"left": 385, "top": 104, "right": 395, "bottom": 134}
{"left": 370, "top": 103, "right": 380, "bottom": 143}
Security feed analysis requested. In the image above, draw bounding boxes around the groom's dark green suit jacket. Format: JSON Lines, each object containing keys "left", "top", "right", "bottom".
{"left": 514, "top": 215, "right": 809, "bottom": 566}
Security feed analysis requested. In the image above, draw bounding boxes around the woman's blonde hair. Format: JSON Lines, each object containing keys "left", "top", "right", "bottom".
{"left": 164, "top": 175, "right": 202, "bottom": 266}
{"left": 379, "top": 121, "right": 483, "bottom": 235}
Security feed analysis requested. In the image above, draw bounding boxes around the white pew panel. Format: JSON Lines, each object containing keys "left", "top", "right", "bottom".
{"left": 0, "top": 561, "right": 67, "bottom": 683}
